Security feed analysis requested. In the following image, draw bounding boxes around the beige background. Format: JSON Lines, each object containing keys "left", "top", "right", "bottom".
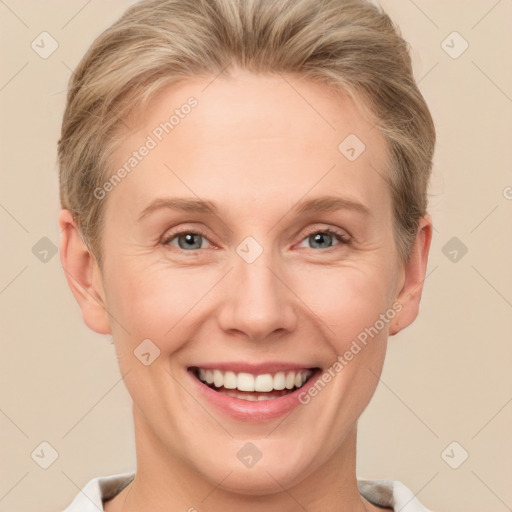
{"left": 1, "top": 1, "right": 511, "bottom": 511}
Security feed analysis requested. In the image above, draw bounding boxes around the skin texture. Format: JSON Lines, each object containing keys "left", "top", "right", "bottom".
{"left": 59, "top": 67, "right": 432, "bottom": 512}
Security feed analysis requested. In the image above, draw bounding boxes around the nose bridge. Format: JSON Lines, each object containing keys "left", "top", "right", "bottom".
{"left": 217, "top": 237, "right": 297, "bottom": 340}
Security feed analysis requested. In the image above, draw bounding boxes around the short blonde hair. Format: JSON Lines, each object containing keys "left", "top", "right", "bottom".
{"left": 58, "top": 0, "right": 435, "bottom": 267}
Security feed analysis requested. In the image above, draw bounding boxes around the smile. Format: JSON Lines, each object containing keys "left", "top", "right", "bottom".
{"left": 187, "top": 364, "right": 322, "bottom": 420}
{"left": 192, "top": 367, "right": 314, "bottom": 401}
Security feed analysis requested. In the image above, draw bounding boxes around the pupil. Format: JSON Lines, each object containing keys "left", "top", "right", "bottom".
{"left": 312, "top": 232, "right": 332, "bottom": 248}
{"left": 179, "top": 233, "right": 201, "bottom": 249}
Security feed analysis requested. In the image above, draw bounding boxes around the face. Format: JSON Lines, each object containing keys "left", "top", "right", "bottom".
{"left": 71, "top": 68, "right": 428, "bottom": 495}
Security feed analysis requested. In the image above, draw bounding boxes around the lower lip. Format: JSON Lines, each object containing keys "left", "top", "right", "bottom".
{"left": 187, "top": 369, "right": 322, "bottom": 422}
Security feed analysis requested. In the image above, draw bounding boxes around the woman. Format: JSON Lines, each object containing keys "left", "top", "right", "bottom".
{"left": 58, "top": 0, "right": 436, "bottom": 510}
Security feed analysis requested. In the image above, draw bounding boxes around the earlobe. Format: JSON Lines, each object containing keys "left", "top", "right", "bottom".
{"left": 58, "top": 209, "right": 111, "bottom": 335}
{"left": 388, "top": 214, "right": 433, "bottom": 336}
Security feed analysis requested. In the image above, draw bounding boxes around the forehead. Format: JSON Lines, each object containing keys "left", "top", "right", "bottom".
{"left": 107, "top": 69, "right": 391, "bottom": 220}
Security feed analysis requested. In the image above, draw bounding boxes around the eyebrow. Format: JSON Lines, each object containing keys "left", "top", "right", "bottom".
{"left": 137, "top": 195, "right": 370, "bottom": 221}
{"left": 138, "top": 197, "right": 218, "bottom": 221}
{"left": 294, "top": 195, "right": 370, "bottom": 216}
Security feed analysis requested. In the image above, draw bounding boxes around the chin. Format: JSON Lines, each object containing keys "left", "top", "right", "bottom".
{"left": 192, "top": 443, "right": 320, "bottom": 496}
{"left": 207, "top": 464, "right": 303, "bottom": 496}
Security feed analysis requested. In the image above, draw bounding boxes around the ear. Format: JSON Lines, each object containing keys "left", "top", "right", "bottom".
{"left": 388, "top": 214, "right": 433, "bottom": 336}
{"left": 58, "top": 209, "right": 111, "bottom": 335}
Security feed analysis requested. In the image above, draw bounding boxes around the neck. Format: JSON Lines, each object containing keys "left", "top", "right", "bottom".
{"left": 109, "top": 407, "right": 376, "bottom": 512}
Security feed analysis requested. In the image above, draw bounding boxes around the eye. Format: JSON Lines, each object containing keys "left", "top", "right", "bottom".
{"left": 297, "top": 227, "right": 350, "bottom": 251}
{"left": 161, "top": 226, "right": 350, "bottom": 253}
{"left": 162, "top": 229, "right": 213, "bottom": 251}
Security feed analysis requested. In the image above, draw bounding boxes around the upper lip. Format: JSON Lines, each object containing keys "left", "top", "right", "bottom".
{"left": 188, "top": 362, "right": 319, "bottom": 375}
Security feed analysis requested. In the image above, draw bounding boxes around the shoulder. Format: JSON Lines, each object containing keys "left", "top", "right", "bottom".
{"left": 61, "top": 471, "right": 136, "bottom": 512}
{"left": 357, "top": 477, "right": 434, "bottom": 512}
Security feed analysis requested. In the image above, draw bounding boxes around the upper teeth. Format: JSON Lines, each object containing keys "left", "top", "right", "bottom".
{"left": 197, "top": 368, "right": 313, "bottom": 392}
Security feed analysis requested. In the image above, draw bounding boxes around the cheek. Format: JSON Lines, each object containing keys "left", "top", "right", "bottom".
{"left": 294, "top": 264, "right": 395, "bottom": 339}
{"left": 103, "top": 260, "right": 203, "bottom": 350}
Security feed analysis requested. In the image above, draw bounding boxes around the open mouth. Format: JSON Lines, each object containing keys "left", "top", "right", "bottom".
{"left": 189, "top": 366, "right": 320, "bottom": 401}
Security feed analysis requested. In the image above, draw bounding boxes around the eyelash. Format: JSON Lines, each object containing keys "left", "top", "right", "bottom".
{"left": 161, "top": 226, "right": 351, "bottom": 252}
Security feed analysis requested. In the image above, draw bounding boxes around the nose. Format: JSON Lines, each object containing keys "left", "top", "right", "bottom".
{"left": 216, "top": 247, "right": 298, "bottom": 343}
